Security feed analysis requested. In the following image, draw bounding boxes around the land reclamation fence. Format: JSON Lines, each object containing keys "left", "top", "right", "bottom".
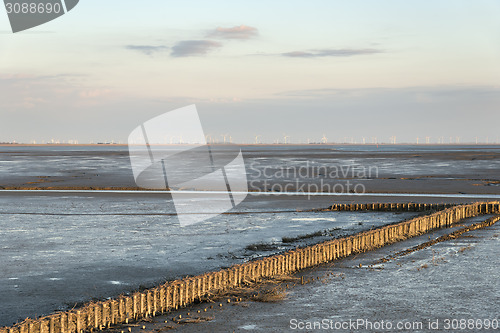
{"left": 2, "top": 201, "right": 499, "bottom": 333}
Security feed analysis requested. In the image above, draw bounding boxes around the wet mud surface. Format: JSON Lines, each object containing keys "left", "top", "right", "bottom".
{"left": 115, "top": 215, "right": 499, "bottom": 332}
{"left": 0, "top": 193, "right": 416, "bottom": 326}
{"left": 1, "top": 145, "right": 500, "bottom": 194}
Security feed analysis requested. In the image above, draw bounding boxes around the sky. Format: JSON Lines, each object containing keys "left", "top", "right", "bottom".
{"left": 1, "top": 1, "right": 499, "bottom": 144}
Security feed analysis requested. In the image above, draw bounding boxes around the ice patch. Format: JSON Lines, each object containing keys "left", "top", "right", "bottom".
{"left": 239, "top": 324, "right": 258, "bottom": 330}
{"left": 292, "top": 218, "right": 337, "bottom": 222}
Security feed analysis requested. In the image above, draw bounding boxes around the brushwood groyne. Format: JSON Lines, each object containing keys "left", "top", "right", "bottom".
{"left": 2, "top": 201, "right": 499, "bottom": 333}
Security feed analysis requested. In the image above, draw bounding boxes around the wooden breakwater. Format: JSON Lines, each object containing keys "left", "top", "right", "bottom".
{"left": 326, "top": 202, "right": 456, "bottom": 212}
{"left": 1, "top": 201, "right": 499, "bottom": 333}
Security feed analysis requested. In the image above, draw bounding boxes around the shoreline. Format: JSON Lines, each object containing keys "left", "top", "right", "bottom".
{"left": 1, "top": 188, "right": 500, "bottom": 199}
{"left": 2, "top": 143, "right": 500, "bottom": 148}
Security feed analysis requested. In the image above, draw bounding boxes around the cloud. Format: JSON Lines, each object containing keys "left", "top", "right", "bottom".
{"left": 275, "top": 86, "right": 500, "bottom": 108}
{"left": 208, "top": 25, "right": 258, "bottom": 40}
{"left": 281, "top": 48, "right": 382, "bottom": 58}
{"left": 171, "top": 40, "right": 222, "bottom": 57}
{"left": 79, "top": 89, "right": 113, "bottom": 99}
{"left": 0, "top": 73, "right": 118, "bottom": 111}
{"left": 276, "top": 88, "right": 369, "bottom": 98}
{"left": 125, "top": 45, "right": 169, "bottom": 55}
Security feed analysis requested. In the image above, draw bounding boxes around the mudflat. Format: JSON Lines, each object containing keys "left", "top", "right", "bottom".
{"left": 1, "top": 144, "right": 499, "bottom": 327}
{"left": 0, "top": 144, "right": 499, "bottom": 194}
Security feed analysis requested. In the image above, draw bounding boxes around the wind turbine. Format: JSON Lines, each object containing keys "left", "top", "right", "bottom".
{"left": 254, "top": 135, "right": 261, "bottom": 144}
{"left": 283, "top": 135, "right": 290, "bottom": 144}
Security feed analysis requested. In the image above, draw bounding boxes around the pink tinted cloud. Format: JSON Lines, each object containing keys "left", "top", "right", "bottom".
{"left": 208, "top": 25, "right": 258, "bottom": 40}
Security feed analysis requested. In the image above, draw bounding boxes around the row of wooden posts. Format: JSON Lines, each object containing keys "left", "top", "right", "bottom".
{"left": 2, "top": 201, "right": 499, "bottom": 333}
{"left": 327, "top": 202, "right": 456, "bottom": 212}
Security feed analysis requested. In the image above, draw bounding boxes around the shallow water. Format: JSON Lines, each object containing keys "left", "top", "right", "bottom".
{"left": 1, "top": 144, "right": 499, "bottom": 326}
{"left": 1, "top": 145, "right": 500, "bottom": 191}
{"left": 2, "top": 189, "right": 500, "bottom": 199}
{"left": 0, "top": 193, "right": 416, "bottom": 326}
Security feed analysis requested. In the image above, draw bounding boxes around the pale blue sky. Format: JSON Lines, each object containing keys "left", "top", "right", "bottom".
{"left": 1, "top": 1, "right": 499, "bottom": 143}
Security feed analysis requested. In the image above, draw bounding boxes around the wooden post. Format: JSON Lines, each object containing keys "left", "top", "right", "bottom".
{"left": 48, "top": 317, "right": 55, "bottom": 333}
{"left": 93, "top": 304, "right": 100, "bottom": 329}
{"left": 109, "top": 301, "right": 116, "bottom": 325}
{"left": 101, "top": 303, "right": 107, "bottom": 328}
{"left": 39, "top": 320, "right": 48, "bottom": 333}
{"left": 190, "top": 279, "right": 196, "bottom": 303}
{"left": 146, "top": 291, "right": 152, "bottom": 316}
{"left": 195, "top": 277, "right": 201, "bottom": 300}
{"left": 60, "top": 313, "right": 66, "bottom": 333}
{"left": 174, "top": 283, "right": 180, "bottom": 310}
{"left": 139, "top": 293, "right": 145, "bottom": 317}
{"left": 118, "top": 298, "right": 125, "bottom": 324}
{"left": 75, "top": 310, "right": 82, "bottom": 333}
{"left": 158, "top": 287, "right": 165, "bottom": 313}
{"left": 178, "top": 283, "right": 184, "bottom": 308}
{"left": 125, "top": 297, "right": 132, "bottom": 322}
{"left": 152, "top": 288, "right": 158, "bottom": 315}
{"left": 184, "top": 282, "right": 189, "bottom": 306}
{"left": 184, "top": 280, "right": 189, "bottom": 305}
{"left": 132, "top": 294, "right": 138, "bottom": 319}
{"left": 19, "top": 324, "right": 27, "bottom": 333}
{"left": 166, "top": 285, "right": 172, "bottom": 311}
{"left": 201, "top": 275, "right": 207, "bottom": 297}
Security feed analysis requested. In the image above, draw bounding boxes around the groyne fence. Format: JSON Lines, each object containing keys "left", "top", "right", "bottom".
{"left": 2, "top": 201, "right": 499, "bottom": 333}
{"left": 325, "top": 202, "right": 456, "bottom": 212}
